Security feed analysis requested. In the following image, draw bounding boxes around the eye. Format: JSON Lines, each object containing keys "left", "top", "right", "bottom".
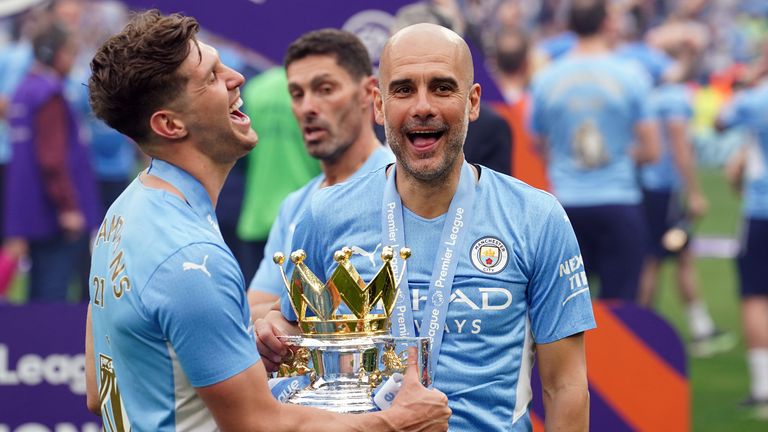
{"left": 393, "top": 86, "right": 412, "bottom": 96}
{"left": 319, "top": 84, "right": 333, "bottom": 95}
{"left": 208, "top": 71, "right": 217, "bottom": 83}
{"left": 435, "top": 84, "right": 453, "bottom": 94}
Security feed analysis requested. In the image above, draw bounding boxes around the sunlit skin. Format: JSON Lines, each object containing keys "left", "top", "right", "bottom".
{"left": 287, "top": 55, "right": 368, "bottom": 165}
{"left": 374, "top": 24, "right": 480, "bottom": 217}
{"left": 175, "top": 40, "right": 258, "bottom": 164}
{"left": 142, "top": 39, "right": 258, "bottom": 208}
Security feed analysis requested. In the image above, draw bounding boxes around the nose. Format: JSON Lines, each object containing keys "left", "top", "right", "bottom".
{"left": 224, "top": 64, "right": 245, "bottom": 90}
{"left": 295, "top": 93, "right": 317, "bottom": 119}
{"left": 410, "top": 89, "right": 436, "bottom": 120}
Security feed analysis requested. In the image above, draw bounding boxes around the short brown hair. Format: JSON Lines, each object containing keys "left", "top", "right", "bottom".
{"left": 88, "top": 10, "right": 199, "bottom": 144}
{"left": 284, "top": 29, "right": 372, "bottom": 80}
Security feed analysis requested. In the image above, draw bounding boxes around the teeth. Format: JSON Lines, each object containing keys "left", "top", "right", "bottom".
{"left": 229, "top": 98, "right": 243, "bottom": 114}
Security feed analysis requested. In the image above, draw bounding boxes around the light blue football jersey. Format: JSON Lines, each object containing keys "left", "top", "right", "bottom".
{"left": 719, "top": 81, "right": 768, "bottom": 219}
{"left": 249, "top": 146, "right": 394, "bottom": 295}
{"left": 530, "top": 53, "right": 653, "bottom": 206}
{"left": 641, "top": 83, "right": 694, "bottom": 191}
{"left": 89, "top": 159, "right": 259, "bottom": 431}
{"left": 282, "top": 165, "right": 596, "bottom": 431}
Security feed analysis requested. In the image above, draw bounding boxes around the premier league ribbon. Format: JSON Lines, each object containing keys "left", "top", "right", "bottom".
{"left": 381, "top": 161, "right": 476, "bottom": 380}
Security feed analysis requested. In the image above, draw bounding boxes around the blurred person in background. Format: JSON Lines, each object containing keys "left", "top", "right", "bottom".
{"left": 637, "top": 40, "right": 735, "bottom": 358}
{"left": 491, "top": 26, "right": 550, "bottom": 190}
{"left": 718, "top": 52, "right": 768, "bottom": 416}
{"left": 237, "top": 67, "right": 321, "bottom": 283}
{"left": 0, "top": 8, "right": 38, "bottom": 297}
{"left": 530, "top": 0, "right": 660, "bottom": 301}
{"left": 246, "top": 29, "right": 393, "bottom": 319}
{"left": 3, "top": 19, "right": 100, "bottom": 301}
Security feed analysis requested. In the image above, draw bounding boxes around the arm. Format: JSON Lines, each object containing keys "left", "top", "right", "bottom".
{"left": 666, "top": 119, "right": 707, "bottom": 218}
{"left": 34, "top": 95, "right": 84, "bottom": 236}
{"left": 85, "top": 304, "right": 101, "bottom": 415}
{"left": 536, "top": 333, "right": 590, "bottom": 432}
{"left": 248, "top": 290, "right": 279, "bottom": 321}
{"left": 197, "top": 349, "right": 450, "bottom": 432}
{"left": 632, "top": 120, "right": 661, "bottom": 164}
{"left": 724, "top": 145, "right": 748, "bottom": 194}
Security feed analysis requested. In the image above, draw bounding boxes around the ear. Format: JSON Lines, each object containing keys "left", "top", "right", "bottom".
{"left": 149, "top": 110, "right": 188, "bottom": 140}
{"left": 467, "top": 83, "right": 482, "bottom": 122}
{"left": 373, "top": 86, "right": 385, "bottom": 126}
{"left": 360, "top": 75, "right": 378, "bottom": 107}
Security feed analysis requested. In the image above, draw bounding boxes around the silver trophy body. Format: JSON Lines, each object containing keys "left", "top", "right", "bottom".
{"left": 278, "top": 335, "right": 431, "bottom": 413}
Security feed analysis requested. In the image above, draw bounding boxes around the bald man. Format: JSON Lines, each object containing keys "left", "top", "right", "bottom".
{"left": 257, "top": 23, "right": 595, "bottom": 431}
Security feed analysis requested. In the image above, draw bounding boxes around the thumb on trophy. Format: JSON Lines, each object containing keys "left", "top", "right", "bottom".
{"left": 402, "top": 346, "right": 422, "bottom": 386}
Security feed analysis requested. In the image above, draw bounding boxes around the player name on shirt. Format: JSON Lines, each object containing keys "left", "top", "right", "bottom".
{"left": 92, "top": 214, "right": 132, "bottom": 308}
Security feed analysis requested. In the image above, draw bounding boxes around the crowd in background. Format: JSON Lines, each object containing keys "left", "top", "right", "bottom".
{"left": 0, "top": 0, "right": 766, "bottom": 416}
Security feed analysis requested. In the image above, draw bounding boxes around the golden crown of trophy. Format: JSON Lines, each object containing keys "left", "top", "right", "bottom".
{"left": 273, "top": 246, "right": 431, "bottom": 413}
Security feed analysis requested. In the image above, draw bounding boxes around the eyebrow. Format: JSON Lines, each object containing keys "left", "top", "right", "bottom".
{"left": 431, "top": 76, "right": 459, "bottom": 88}
{"left": 309, "top": 73, "right": 335, "bottom": 88}
{"left": 388, "top": 76, "right": 459, "bottom": 92}
{"left": 388, "top": 78, "right": 412, "bottom": 92}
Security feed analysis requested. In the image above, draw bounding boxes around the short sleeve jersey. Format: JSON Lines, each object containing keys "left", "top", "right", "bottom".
{"left": 282, "top": 165, "right": 596, "bottom": 431}
{"left": 89, "top": 159, "right": 259, "bottom": 431}
{"left": 530, "top": 53, "right": 653, "bottom": 206}
{"left": 719, "top": 82, "right": 768, "bottom": 219}
{"left": 641, "top": 83, "right": 694, "bottom": 191}
{"left": 249, "top": 146, "right": 394, "bottom": 295}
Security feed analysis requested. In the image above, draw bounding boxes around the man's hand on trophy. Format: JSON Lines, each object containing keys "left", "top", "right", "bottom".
{"left": 386, "top": 347, "right": 451, "bottom": 431}
{"left": 255, "top": 318, "right": 285, "bottom": 372}
{"left": 255, "top": 310, "right": 298, "bottom": 372}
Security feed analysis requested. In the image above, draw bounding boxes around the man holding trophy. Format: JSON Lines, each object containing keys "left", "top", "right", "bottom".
{"left": 257, "top": 23, "right": 596, "bottom": 431}
{"left": 84, "top": 10, "right": 450, "bottom": 431}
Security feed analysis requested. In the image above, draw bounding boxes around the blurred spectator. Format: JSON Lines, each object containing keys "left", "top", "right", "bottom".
{"left": 637, "top": 41, "right": 734, "bottom": 357}
{"left": 3, "top": 20, "right": 100, "bottom": 301}
{"left": 718, "top": 64, "right": 768, "bottom": 414}
{"left": 529, "top": 0, "right": 660, "bottom": 301}
{"left": 0, "top": 9, "right": 37, "bottom": 297}
{"left": 237, "top": 68, "right": 320, "bottom": 282}
{"left": 490, "top": 26, "right": 549, "bottom": 188}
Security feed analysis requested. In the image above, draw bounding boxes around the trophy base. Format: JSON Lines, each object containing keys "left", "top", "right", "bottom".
{"left": 276, "top": 335, "right": 430, "bottom": 413}
{"left": 289, "top": 378, "right": 376, "bottom": 413}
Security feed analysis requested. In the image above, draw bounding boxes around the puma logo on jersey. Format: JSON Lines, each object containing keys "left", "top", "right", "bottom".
{"left": 350, "top": 243, "right": 381, "bottom": 267}
{"left": 183, "top": 255, "right": 211, "bottom": 277}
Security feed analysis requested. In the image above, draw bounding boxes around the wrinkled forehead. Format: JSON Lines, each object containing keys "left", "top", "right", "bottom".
{"left": 380, "top": 29, "right": 473, "bottom": 85}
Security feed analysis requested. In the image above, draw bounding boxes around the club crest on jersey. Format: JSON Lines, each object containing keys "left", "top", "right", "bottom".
{"left": 470, "top": 237, "right": 508, "bottom": 274}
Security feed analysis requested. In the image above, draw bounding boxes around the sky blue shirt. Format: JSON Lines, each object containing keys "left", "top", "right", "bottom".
{"left": 282, "top": 165, "right": 596, "bottom": 431}
{"left": 530, "top": 53, "right": 653, "bottom": 206}
{"left": 641, "top": 83, "right": 694, "bottom": 191}
{"left": 89, "top": 160, "right": 258, "bottom": 431}
{"left": 249, "top": 146, "right": 394, "bottom": 295}
{"left": 719, "top": 81, "right": 768, "bottom": 219}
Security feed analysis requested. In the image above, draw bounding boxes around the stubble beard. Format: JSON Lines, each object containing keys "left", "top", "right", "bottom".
{"left": 385, "top": 118, "right": 467, "bottom": 187}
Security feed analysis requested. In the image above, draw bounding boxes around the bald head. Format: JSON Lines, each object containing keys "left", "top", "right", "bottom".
{"left": 380, "top": 23, "right": 474, "bottom": 87}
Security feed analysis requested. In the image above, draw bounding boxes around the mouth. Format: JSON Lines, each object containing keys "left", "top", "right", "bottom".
{"left": 229, "top": 97, "right": 251, "bottom": 127}
{"left": 406, "top": 129, "right": 445, "bottom": 151}
{"left": 303, "top": 125, "right": 327, "bottom": 143}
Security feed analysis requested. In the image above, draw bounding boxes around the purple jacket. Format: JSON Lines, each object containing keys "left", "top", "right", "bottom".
{"left": 4, "top": 70, "right": 100, "bottom": 239}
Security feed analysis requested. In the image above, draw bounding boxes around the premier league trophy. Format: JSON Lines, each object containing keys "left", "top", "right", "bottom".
{"left": 272, "top": 246, "right": 431, "bottom": 413}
